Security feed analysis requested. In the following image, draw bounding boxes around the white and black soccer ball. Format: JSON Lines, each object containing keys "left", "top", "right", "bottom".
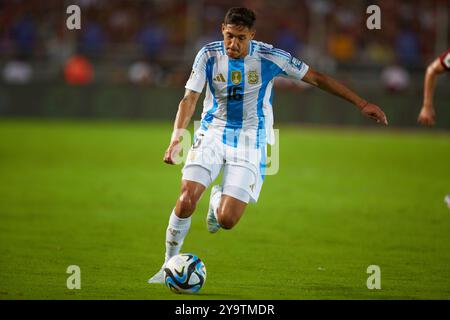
{"left": 164, "top": 253, "right": 206, "bottom": 294}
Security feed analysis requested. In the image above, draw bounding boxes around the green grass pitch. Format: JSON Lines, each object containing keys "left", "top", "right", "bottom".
{"left": 0, "top": 119, "right": 449, "bottom": 299}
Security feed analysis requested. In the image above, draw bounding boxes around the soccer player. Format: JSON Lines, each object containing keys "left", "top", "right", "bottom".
{"left": 418, "top": 49, "right": 450, "bottom": 126}
{"left": 148, "top": 7, "right": 387, "bottom": 283}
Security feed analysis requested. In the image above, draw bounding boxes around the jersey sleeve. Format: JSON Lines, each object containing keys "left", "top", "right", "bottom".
{"left": 255, "top": 42, "right": 309, "bottom": 80}
{"left": 439, "top": 49, "right": 450, "bottom": 71}
{"left": 185, "top": 48, "right": 208, "bottom": 93}
{"left": 281, "top": 55, "right": 309, "bottom": 80}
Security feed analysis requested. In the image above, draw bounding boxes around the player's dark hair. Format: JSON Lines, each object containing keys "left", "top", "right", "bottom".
{"left": 224, "top": 7, "right": 256, "bottom": 29}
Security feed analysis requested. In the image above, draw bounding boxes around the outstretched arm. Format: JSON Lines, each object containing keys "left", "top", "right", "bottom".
{"left": 163, "top": 89, "right": 201, "bottom": 164}
{"left": 302, "top": 67, "right": 388, "bottom": 125}
{"left": 418, "top": 58, "right": 446, "bottom": 126}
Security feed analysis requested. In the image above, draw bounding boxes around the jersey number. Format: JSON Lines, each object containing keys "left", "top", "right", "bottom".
{"left": 192, "top": 134, "right": 204, "bottom": 149}
{"left": 227, "top": 86, "right": 243, "bottom": 101}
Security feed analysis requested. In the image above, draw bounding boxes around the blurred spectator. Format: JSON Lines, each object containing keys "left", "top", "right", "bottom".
{"left": 10, "top": 14, "right": 35, "bottom": 57}
{"left": 128, "top": 61, "right": 151, "bottom": 84}
{"left": 194, "top": 5, "right": 223, "bottom": 49}
{"left": 365, "top": 40, "right": 395, "bottom": 65}
{"left": 381, "top": 64, "right": 410, "bottom": 93}
{"left": 275, "top": 24, "right": 299, "bottom": 55}
{"left": 395, "top": 27, "right": 420, "bottom": 67}
{"left": 327, "top": 31, "right": 356, "bottom": 62}
{"left": 137, "top": 22, "right": 167, "bottom": 60}
{"left": 80, "top": 22, "right": 106, "bottom": 57}
{"left": 108, "top": 7, "right": 136, "bottom": 42}
{"left": 2, "top": 57, "right": 33, "bottom": 84}
{"left": 334, "top": 7, "right": 357, "bottom": 30}
{"left": 128, "top": 60, "right": 163, "bottom": 85}
{"left": 64, "top": 54, "right": 94, "bottom": 85}
{"left": 46, "top": 33, "right": 77, "bottom": 66}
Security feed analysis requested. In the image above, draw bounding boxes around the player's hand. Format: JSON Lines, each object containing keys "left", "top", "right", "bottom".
{"left": 361, "top": 103, "right": 388, "bottom": 125}
{"left": 163, "top": 140, "right": 182, "bottom": 165}
{"left": 417, "top": 106, "right": 435, "bottom": 127}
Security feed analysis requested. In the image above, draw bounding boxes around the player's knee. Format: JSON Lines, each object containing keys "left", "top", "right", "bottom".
{"left": 177, "top": 190, "right": 197, "bottom": 215}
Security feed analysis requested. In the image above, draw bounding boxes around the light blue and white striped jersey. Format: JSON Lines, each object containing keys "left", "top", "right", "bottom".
{"left": 185, "top": 40, "right": 309, "bottom": 148}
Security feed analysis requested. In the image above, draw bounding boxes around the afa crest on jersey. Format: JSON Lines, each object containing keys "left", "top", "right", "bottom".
{"left": 248, "top": 70, "right": 259, "bottom": 84}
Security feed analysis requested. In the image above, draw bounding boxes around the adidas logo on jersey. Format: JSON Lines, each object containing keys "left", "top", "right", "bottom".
{"left": 213, "top": 73, "right": 226, "bottom": 82}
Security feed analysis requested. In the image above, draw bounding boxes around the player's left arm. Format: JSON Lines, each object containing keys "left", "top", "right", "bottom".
{"left": 302, "top": 67, "right": 388, "bottom": 125}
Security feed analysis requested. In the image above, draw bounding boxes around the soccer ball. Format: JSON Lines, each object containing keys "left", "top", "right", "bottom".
{"left": 164, "top": 253, "right": 206, "bottom": 294}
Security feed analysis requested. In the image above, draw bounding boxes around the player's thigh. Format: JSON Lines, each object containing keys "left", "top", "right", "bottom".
{"left": 182, "top": 130, "right": 223, "bottom": 185}
{"left": 222, "top": 164, "right": 256, "bottom": 204}
{"left": 223, "top": 142, "right": 265, "bottom": 203}
{"left": 182, "top": 164, "right": 213, "bottom": 191}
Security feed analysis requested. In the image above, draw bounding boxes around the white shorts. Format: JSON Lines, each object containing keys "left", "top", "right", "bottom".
{"left": 181, "top": 126, "right": 267, "bottom": 203}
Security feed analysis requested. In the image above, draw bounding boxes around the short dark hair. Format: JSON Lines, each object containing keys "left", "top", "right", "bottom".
{"left": 224, "top": 7, "right": 256, "bottom": 29}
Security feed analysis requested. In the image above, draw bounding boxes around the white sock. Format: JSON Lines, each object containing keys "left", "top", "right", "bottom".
{"left": 211, "top": 189, "right": 222, "bottom": 220}
{"left": 164, "top": 209, "right": 191, "bottom": 265}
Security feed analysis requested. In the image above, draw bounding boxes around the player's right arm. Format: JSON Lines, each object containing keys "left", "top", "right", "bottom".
{"left": 418, "top": 51, "right": 448, "bottom": 126}
{"left": 163, "top": 89, "right": 201, "bottom": 165}
{"left": 163, "top": 46, "right": 209, "bottom": 165}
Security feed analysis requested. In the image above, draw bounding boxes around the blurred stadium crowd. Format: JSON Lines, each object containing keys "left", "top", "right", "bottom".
{"left": 0, "top": 0, "right": 449, "bottom": 90}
